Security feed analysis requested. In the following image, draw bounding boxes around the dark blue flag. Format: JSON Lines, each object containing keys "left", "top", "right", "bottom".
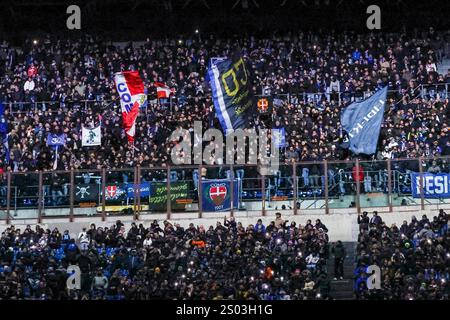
{"left": 208, "top": 55, "right": 253, "bottom": 134}
{"left": 201, "top": 179, "right": 239, "bottom": 212}
{"left": 340, "top": 87, "right": 387, "bottom": 155}
{"left": 46, "top": 134, "right": 66, "bottom": 148}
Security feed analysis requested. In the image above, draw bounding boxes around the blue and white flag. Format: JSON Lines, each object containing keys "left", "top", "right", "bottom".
{"left": 272, "top": 128, "right": 286, "bottom": 148}
{"left": 341, "top": 87, "right": 387, "bottom": 155}
{"left": 0, "top": 102, "right": 8, "bottom": 164}
{"left": 207, "top": 55, "right": 252, "bottom": 135}
{"left": 46, "top": 134, "right": 66, "bottom": 148}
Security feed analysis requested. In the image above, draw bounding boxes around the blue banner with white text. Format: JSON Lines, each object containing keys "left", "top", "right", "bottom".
{"left": 411, "top": 173, "right": 450, "bottom": 198}
{"left": 341, "top": 87, "right": 387, "bottom": 155}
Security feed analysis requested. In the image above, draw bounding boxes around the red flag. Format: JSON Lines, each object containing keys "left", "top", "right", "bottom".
{"left": 114, "top": 71, "right": 147, "bottom": 143}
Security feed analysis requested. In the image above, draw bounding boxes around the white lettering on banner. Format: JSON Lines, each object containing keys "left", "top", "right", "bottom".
{"left": 348, "top": 102, "right": 383, "bottom": 138}
{"left": 116, "top": 77, "right": 134, "bottom": 112}
{"left": 416, "top": 175, "right": 449, "bottom": 196}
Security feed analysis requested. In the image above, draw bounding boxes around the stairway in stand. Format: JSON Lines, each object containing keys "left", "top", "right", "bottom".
{"left": 328, "top": 242, "right": 356, "bottom": 300}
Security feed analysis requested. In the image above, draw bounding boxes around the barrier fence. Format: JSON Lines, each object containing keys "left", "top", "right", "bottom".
{"left": 1, "top": 83, "right": 449, "bottom": 113}
{"left": 0, "top": 156, "right": 448, "bottom": 223}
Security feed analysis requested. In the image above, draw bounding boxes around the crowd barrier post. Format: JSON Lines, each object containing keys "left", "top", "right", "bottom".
{"left": 261, "top": 173, "right": 266, "bottom": 216}
{"left": 133, "top": 167, "right": 139, "bottom": 220}
{"left": 229, "top": 165, "right": 234, "bottom": 217}
{"left": 387, "top": 159, "right": 393, "bottom": 212}
{"left": 324, "top": 160, "right": 329, "bottom": 215}
{"left": 6, "top": 171, "right": 11, "bottom": 225}
{"left": 292, "top": 162, "right": 298, "bottom": 215}
{"left": 37, "top": 171, "right": 43, "bottom": 223}
{"left": 418, "top": 158, "right": 425, "bottom": 211}
{"left": 355, "top": 159, "right": 361, "bottom": 214}
{"left": 136, "top": 166, "right": 141, "bottom": 220}
{"left": 166, "top": 166, "right": 171, "bottom": 220}
{"left": 198, "top": 165, "right": 203, "bottom": 219}
{"left": 69, "top": 169, "right": 74, "bottom": 222}
{"left": 101, "top": 168, "right": 106, "bottom": 221}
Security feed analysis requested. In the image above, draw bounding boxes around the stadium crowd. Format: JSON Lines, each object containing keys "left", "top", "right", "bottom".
{"left": 0, "top": 30, "right": 449, "bottom": 176}
{"left": 355, "top": 209, "right": 449, "bottom": 300}
{"left": 0, "top": 214, "right": 332, "bottom": 300}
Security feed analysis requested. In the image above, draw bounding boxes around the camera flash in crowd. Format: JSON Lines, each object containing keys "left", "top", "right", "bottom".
{"left": 262, "top": 284, "right": 269, "bottom": 290}
{"left": 195, "top": 29, "right": 199, "bottom": 34}
{"left": 250, "top": 276, "right": 254, "bottom": 281}
{"left": 33, "top": 40, "right": 38, "bottom": 45}
{"left": 276, "top": 238, "right": 282, "bottom": 244}
{"left": 181, "top": 274, "right": 186, "bottom": 279}
{"left": 280, "top": 276, "right": 284, "bottom": 281}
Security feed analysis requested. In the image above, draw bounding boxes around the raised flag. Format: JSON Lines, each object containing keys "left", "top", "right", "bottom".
{"left": 46, "top": 133, "right": 66, "bottom": 147}
{"left": 340, "top": 86, "right": 388, "bottom": 155}
{"left": 207, "top": 55, "right": 253, "bottom": 135}
{"left": 154, "top": 82, "right": 174, "bottom": 99}
{"left": 82, "top": 125, "right": 101, "bottom": 147}
{"left": 114, "top": 71, "right": 147, "bottom": 143}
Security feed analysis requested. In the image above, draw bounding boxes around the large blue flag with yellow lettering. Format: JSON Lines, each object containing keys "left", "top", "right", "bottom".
{"left": 207, "top": 55, "right": 253, "bottom": 134}
{"left": 341, "top": 87, "right": 388, "bottom": 155}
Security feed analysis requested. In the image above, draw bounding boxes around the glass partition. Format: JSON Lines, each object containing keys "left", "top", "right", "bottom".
{"left": 73, "top": 169, "right": 102, "bottom": 215}
{"left": 359, "top": 160, "right": 390, "bottom": 209}
{"left": 10, "top": 172, "right": 40, "bottom": 219}
{"left": 42, "top": 172, "right": 70, "bottom": 217}
{"left": 168, "top": 166, "right": 197, "bottom": 214}
{"left": 327, "top": 161, "right": 357, "bottom": 209}
{"left": 140, "top": 167, "right": 168, "bottom": 215}
{"left": 391, "top": 159, "right": 421, "bottom": 207}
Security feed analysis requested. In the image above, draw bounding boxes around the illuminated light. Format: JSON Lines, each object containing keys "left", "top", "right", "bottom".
{"left": 316, "top": 293, "right": 322, "bottom": 298}
{"left": 260, "top": 269, "right": 264, "bottom": 274}
{"left": 181, "top": 251, "right": 185, "bottom": 256}
{"left": 174, "top": 282, "right": 178, "bottom": 287}
{"left": 441, "top": 278, "right": 446, "bottom": 284}
{"left": 263, "top": 284, "right": 269, "bottom": 290}
{"left": 298, "top": 252, "right": 302, "bottom": 257}
{"left": 271, "top": 270, "right": 275, "bottom": 275}
{"left": 250, "top": 276, "right": 254, "bottom": 281}
{"left": 280, "top": 277, "right": 284, "bottom": 281}
{"left": 265, "top": 233, "right": 270, "bottom": 237}
{"left": 187, "top": 268, "right": 191, "bottom": 273}
{"left": 195, "top": 29, "right": 199, "bottom": 34}
{"left": 181, "top": 274, "right": 186, "bottom": 279}
{"left": 178, "top": 40, "right": 183, "bottom": 44}
{"left": 33, "top": 40, "right": 38, "bottom": 45}
{"left": 190, "top": 261, "right": 194, "bottom": 265}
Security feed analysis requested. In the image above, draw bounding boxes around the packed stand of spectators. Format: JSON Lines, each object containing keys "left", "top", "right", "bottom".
{"left": 0, "top": 30, "right": 449, "bottom": 176}
{"left": 355, "top": 209, "right": 450, "bottom": 300}
{"left": 0, "top": 214, "right": 333, "bottom": 300}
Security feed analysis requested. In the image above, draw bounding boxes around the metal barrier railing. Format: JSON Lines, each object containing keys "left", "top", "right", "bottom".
{"left": 0, "top": 156, "right": 448, "bottom": 223}
{"left": 0, "top": 83, "right": 448, "bottom": 114}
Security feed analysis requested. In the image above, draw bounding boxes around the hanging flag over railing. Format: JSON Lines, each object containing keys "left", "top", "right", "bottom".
{"left": 114, "top": 71, "right": 147, "bottom": 143}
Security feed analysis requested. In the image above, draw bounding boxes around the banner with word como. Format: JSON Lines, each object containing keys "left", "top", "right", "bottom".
{"left": 411, "top": 173, "right": 450, "bottom": 198}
